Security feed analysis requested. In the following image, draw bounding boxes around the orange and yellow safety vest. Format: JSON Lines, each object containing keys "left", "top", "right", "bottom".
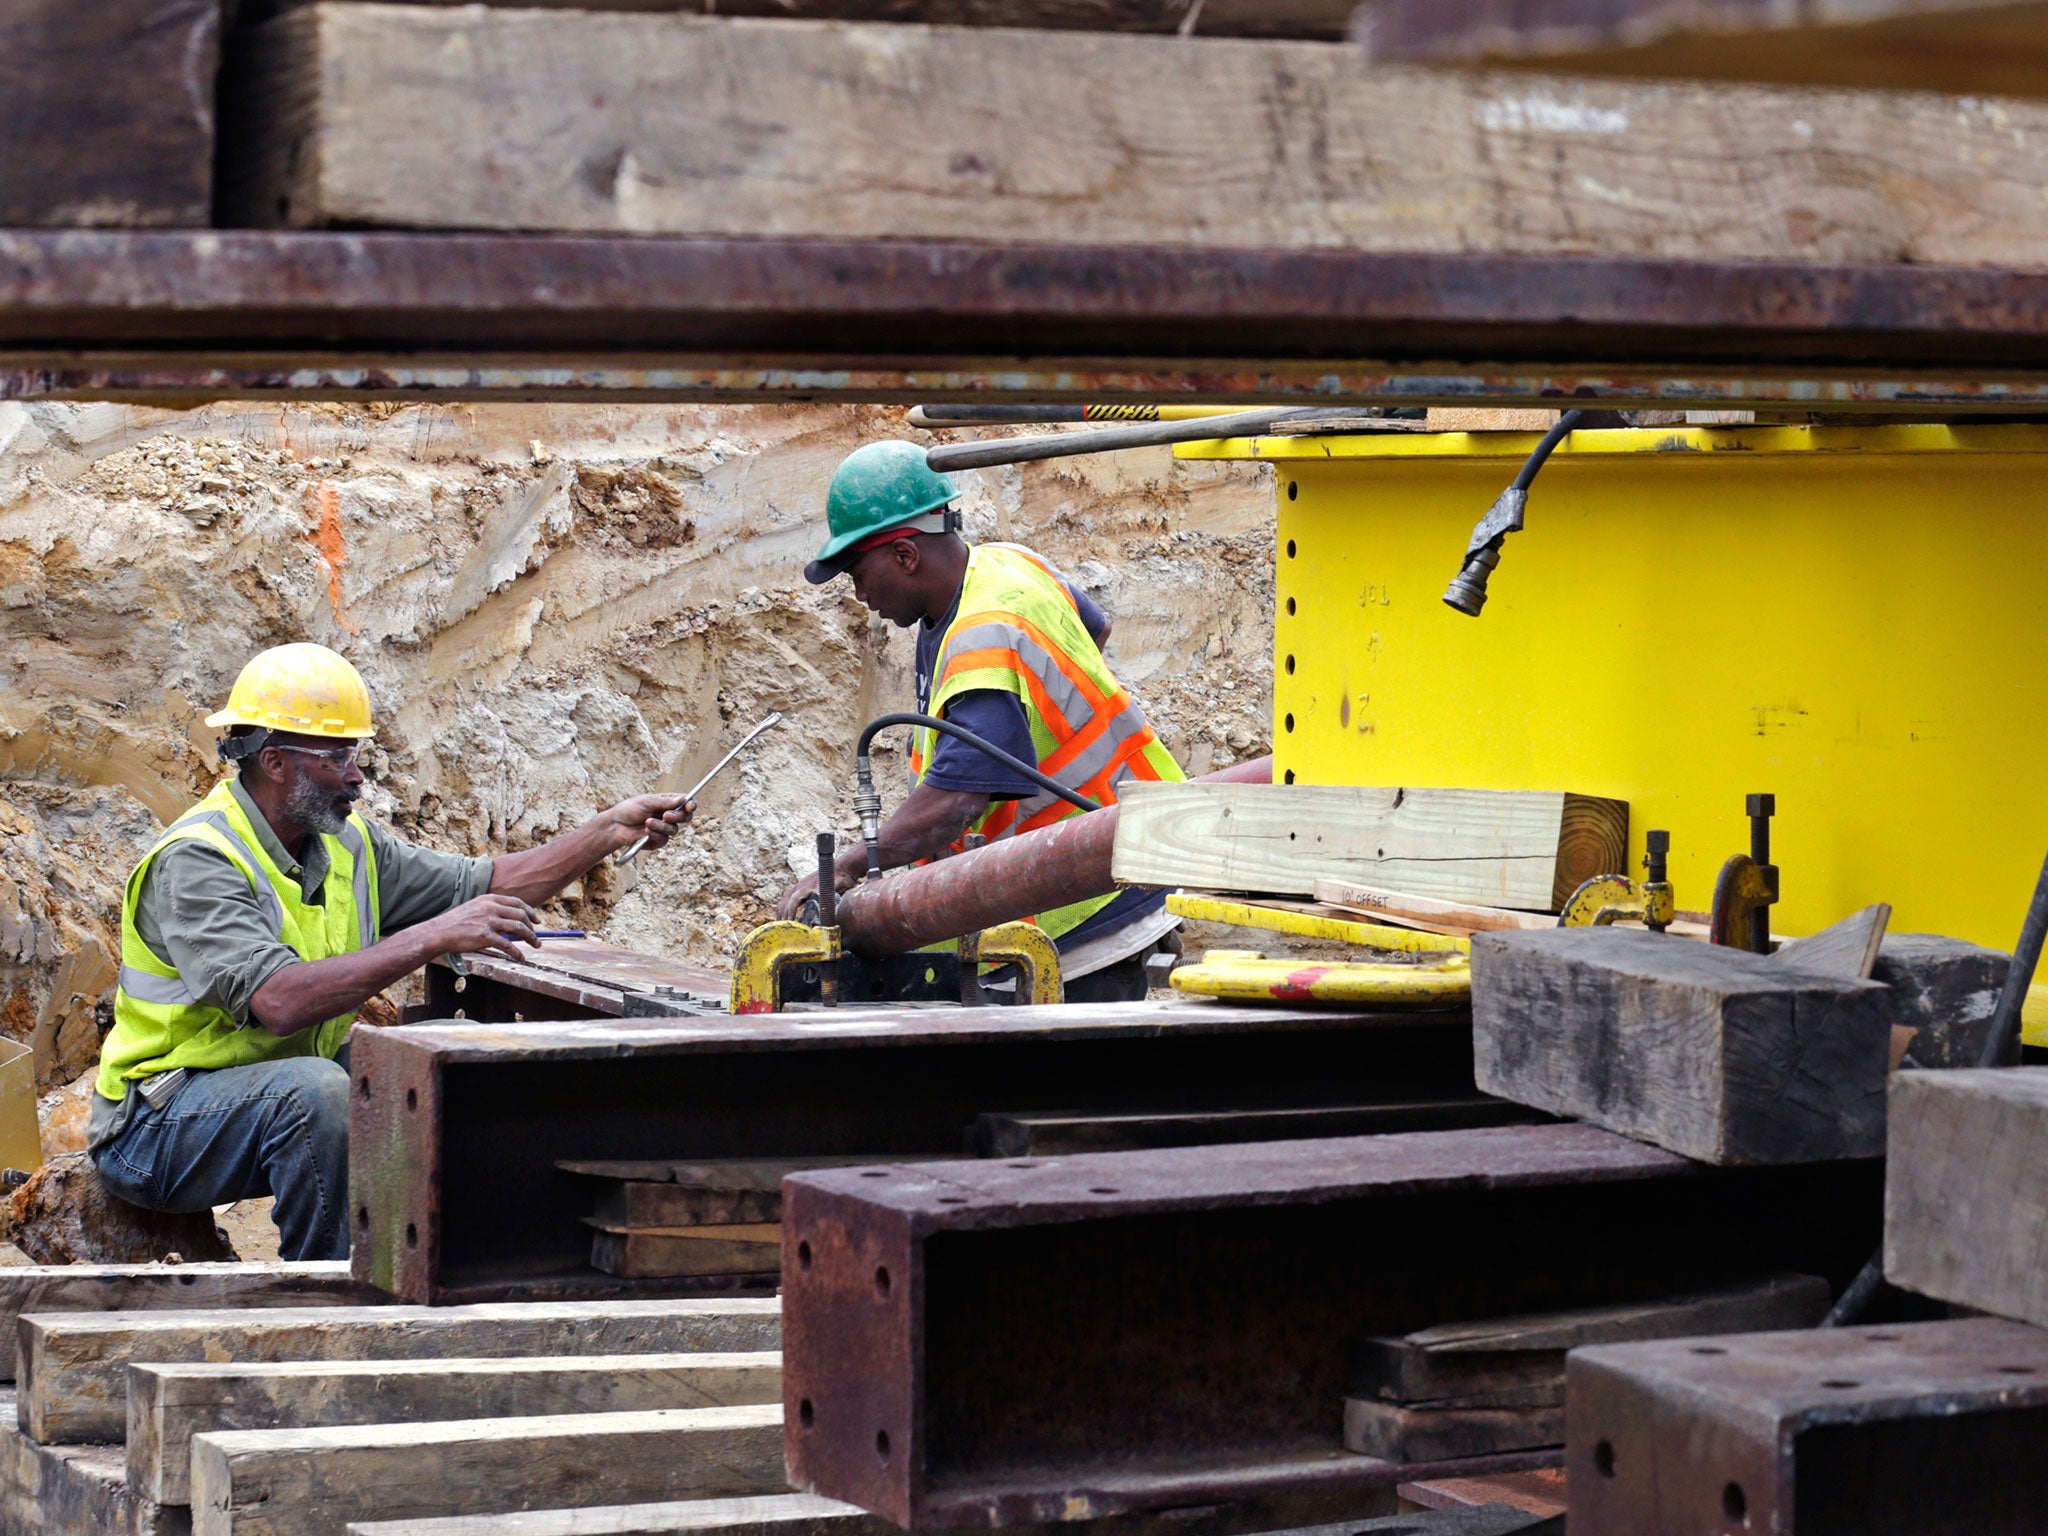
{"left": 910, "top": 543, "right": 1183, "bottom": 938}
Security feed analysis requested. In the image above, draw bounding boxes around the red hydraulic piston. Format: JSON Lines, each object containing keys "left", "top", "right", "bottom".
{"left": 835, "top": 756, "right": 1272, "bottom": 956}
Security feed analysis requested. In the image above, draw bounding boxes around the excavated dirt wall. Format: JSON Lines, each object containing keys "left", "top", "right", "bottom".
{"left": 0, "top": 401, "right": 1276, "bottom": 1147}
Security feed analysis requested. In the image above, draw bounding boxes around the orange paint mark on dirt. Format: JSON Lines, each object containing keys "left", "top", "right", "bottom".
{"left": 306, "top": 482, "right": 359, "bottom": 635}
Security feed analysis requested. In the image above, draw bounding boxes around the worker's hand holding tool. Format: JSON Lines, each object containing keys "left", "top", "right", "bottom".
{"left": 609, "top": 792, "right": 695, "bottom": 856}
{"left": 423, "top": 894, "right": 543, "bottom": 964}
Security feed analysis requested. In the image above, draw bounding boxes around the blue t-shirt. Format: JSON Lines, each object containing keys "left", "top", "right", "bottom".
{"left": 914, "top": 571, "right": 1163, "bottom": 949}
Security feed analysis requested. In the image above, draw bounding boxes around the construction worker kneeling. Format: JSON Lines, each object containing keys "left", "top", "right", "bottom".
{"left": 88, "top": 643, "right": 696, "bottom": 1261}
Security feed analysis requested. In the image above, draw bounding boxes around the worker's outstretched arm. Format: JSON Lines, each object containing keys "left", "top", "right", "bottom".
{"left": 775, "top": 783, "right": 989, "bottom": 920}
{"left": 247, "top": 893, "right": 546, "bottom": 1037}
{"left": 488, "top": 792, "right": 694, "bottom": 905}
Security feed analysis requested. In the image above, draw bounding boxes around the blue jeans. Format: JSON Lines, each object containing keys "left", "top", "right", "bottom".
{"left": 91, "top": 1049, "right": 352, "bottom": 1261}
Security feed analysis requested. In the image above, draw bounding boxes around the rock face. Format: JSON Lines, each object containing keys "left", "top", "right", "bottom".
{"left": 0, "top": 400, "right": 1276, "bottom": 1114}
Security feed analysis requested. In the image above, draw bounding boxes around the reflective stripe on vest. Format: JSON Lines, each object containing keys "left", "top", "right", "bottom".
{"left": 99, "top": 780, "right": 381, "bottom": 1099}
{"left": 912, "top": 544, "right": 1182, "bottom": 938}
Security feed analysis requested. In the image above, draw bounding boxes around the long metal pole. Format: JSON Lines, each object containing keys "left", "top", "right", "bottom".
{"left": 926, "top": 408, "right": 1357, "bottom": 471}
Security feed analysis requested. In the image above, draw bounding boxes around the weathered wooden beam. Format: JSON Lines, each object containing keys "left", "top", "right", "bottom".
{"left": 19, "top": 1298, "right": 779, "bottom": 1445}
{"left": 1112, "top": 785, "right": 1626, "bottom": 911}
{"left": 1471, "top": 928, "right": 1892, "bottom": 1164}
{"left": 1885, "top": 1067, "right": 2048, "bottom": 1324}
{"left": 344, "top": 1492, "right": 881, "bottom": 1536}
{"left": 341, "top": 1502, "right": 1571, "bottom": 1536}
{"left": 0, "top": 0, "right": 219, "bottom": 227}
{"left": 0, "top": 1386, "right": 179, "bottom": 1536}
{"left": 0, "top": 1262, "right": 384, "bottom": 1384}
{"left": 130, "top": 1351, "right": 781, "bottom": 1505}
{"left": 1357, "top": 0, "right": 2048, "bottom": 99}
{"left": 1873, "top": 934, "right": 2015, "bottom": 1069}
{"left": 966, "top": 1100, "right": 1539, "bottom": 1157}
{"left": 240, "top": 0, "right": 1354, "bottom": 37}
{"left": 223, "top": 6, "right": 2048, "bottom": 266}
{"left": 191, "top": 1403, "right": 785, "bottom": 1536}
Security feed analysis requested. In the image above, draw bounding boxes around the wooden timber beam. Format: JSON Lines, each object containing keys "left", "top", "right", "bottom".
{"left": 235, "top": 0, "right": 1357, "bottom": 37}
{"left": 1356, "top": 0, "right": 2048, "bottom": 99}
{"left": 15, "top": 234, "right": 2048, "bottom": 407}
{"left": 0, "top": 0, "right": 221, "bottom": 227}
{"left": 222, "top": 8, "right": 2048, "bottom": 263}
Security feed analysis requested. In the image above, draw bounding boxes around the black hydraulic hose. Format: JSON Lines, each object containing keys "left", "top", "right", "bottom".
{"left": 1823, "top": 845, "right": 2048, "bottom": 1327}
{"left": 850, "top": 712, "right": 1101, "bottom": 883}
{"left": 1443, "top": 409, "right": 1586, "bottom": 617}
{"left": 1513, "top": 410, "right": 1584, "bottom": 490}
{"left": 857, "top": 713, "right": 1101, "bottom": 815}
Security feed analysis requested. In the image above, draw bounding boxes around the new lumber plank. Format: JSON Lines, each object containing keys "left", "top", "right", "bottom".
{"left": 0, "top": 1263, "right": 384, "bottom": 1384}
{"left": 0, "top": 0, "right": 219, "bottom": 227}
{"left": 223, "top": 5, "right": 2048, "bottom": 266}
{"left": 1471, "top": 928, "right": 1891, "bottom": 1164}
{"left": 130, "top": 1351, "right": 781, "bottom": 1506}
{"left": 1113, "top": 785, "right": 1624, "bottom": 911}
{"left": 1885, "top": 1067, "right": 2048, "bottom": 1325}
{"left": 345, "top": 1492, "right": 878, "bottom": 1536}
{"left": 1357, "top": 0, "right": 2048, "bottom": 99}
{"left": 19, "top": 1298, "right": 779, "bottom": 1445}
{"left": 190, "top": 1403, "right": 784, "bottom": 1536}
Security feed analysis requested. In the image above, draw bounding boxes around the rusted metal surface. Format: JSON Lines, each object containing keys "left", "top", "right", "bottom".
{"left": 838, "top": 756, "right": 1273, "bottom": 956}
{"left": 13, "top": 233, "right": 2048, "bottom": 405}
{"left": 414, "top": 939, "right": 728, "bottom": 1023}
{"left": 779, "top": 1125, "right": 1883, "bottom": 1527}
{"left": 1568, "top": 1316, "right": 2048, "bottom": 1533}
{"left": 351, "top": 1000, "right": 1478, "bottom": 1304}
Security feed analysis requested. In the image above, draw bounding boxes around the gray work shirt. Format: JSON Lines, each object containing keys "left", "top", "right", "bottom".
{"left": 90, "top": 777, "right": 494, "bottom": 1149}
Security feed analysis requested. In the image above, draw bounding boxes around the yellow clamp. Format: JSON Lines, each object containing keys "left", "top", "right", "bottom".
{"left": 1558, "top": 874, "right": 1677, "bottom": 930}
{"left": 730, "top": 921, "right": 840, "bottom": 1015}
{"left": 1170, "top": 950, "right": 1469, "bottom": 1008}
{"left": 970, "top": 920, "right": 1064, "bottom": 1006}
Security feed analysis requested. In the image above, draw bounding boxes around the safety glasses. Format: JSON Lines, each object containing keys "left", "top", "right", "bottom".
{"left": 271, "top": 742, "right": 362, "bottom": 769}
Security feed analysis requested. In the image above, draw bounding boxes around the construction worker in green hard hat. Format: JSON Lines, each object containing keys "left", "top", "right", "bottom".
{"left": 89, "top": 642, "right": 700, "bottom": 1261}
{"left": 778, "top": 440, "right": 1187, "bottom": 1003}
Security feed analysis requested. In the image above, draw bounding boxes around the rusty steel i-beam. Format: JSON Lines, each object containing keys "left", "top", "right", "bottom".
{"left": 779, "top": 1124, "right": 1883, "bottom": 1529}
{"left": 350, "top": 1002, "right": 1479, "bottom": 1305}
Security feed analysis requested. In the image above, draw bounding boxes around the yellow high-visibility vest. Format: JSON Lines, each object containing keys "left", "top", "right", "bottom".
{"left": 913, "top": 543, "right": 1183, "bottom": 938}
{"left": 98, "top": 779, "right": 380, "bottom": 1100}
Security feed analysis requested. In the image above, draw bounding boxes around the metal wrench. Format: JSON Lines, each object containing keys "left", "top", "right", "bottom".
{"left": 615, "top": 711, "right": 784, "bottom": 864}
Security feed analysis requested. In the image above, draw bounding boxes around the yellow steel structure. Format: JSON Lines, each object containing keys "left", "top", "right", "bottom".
{"left": 1169, "top": 949, "right": 1471, "bottom": 1007}
{"left": 1182, "top": 423, "right": 2048, "bottom": 1040}
{"left": 1164, "top": 892, "right": 1470, "bottom": 956}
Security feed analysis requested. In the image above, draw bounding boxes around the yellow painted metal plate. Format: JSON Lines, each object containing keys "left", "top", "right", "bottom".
{"left": 1165, "top": 892, "right": 1469, "bottom": 956}
{"left": 1178, "top": 425, "right": 2048, "bottom": 955}
{"left": 1170, "top": 950, "right": 1470, "bottom": 1007}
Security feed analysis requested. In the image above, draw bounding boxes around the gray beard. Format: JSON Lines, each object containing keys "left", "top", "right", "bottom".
{"left": 285, "top": 773, "right": 356, "bottom": 838}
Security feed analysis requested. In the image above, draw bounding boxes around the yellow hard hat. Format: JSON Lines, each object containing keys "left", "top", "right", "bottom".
{"left": 205, "top": 643, "right": 374, "bottom": 739}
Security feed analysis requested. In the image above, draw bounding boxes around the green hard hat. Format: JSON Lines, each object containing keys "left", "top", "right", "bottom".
{"left": 804, "top": 441, "right": 959, "bottom": 584}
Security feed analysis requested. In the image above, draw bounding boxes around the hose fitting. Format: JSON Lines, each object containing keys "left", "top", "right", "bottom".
{"left": 1443, "top": 409, "right": 1583, "bottom": 618}
{"left": 853, "top": 754, "right": 884, "bottom": 882}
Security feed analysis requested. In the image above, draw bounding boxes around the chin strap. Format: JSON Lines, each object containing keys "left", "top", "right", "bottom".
{"left": 217, "top": 726, "right": 272, "bottom": 765}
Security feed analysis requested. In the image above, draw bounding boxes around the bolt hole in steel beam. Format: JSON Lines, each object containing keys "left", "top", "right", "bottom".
{"left": 1593, "top": 1439, "right": 1615, "bottom": 1479}
{"left": 1722, "top": 1482, "right": 1747, "bottom": 1523}
{"left": 875, "top": 1267, "right": 892, "bottom": 1297}
{"left": 799, "top": 1242, "right": 813, "bottom": 1270}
